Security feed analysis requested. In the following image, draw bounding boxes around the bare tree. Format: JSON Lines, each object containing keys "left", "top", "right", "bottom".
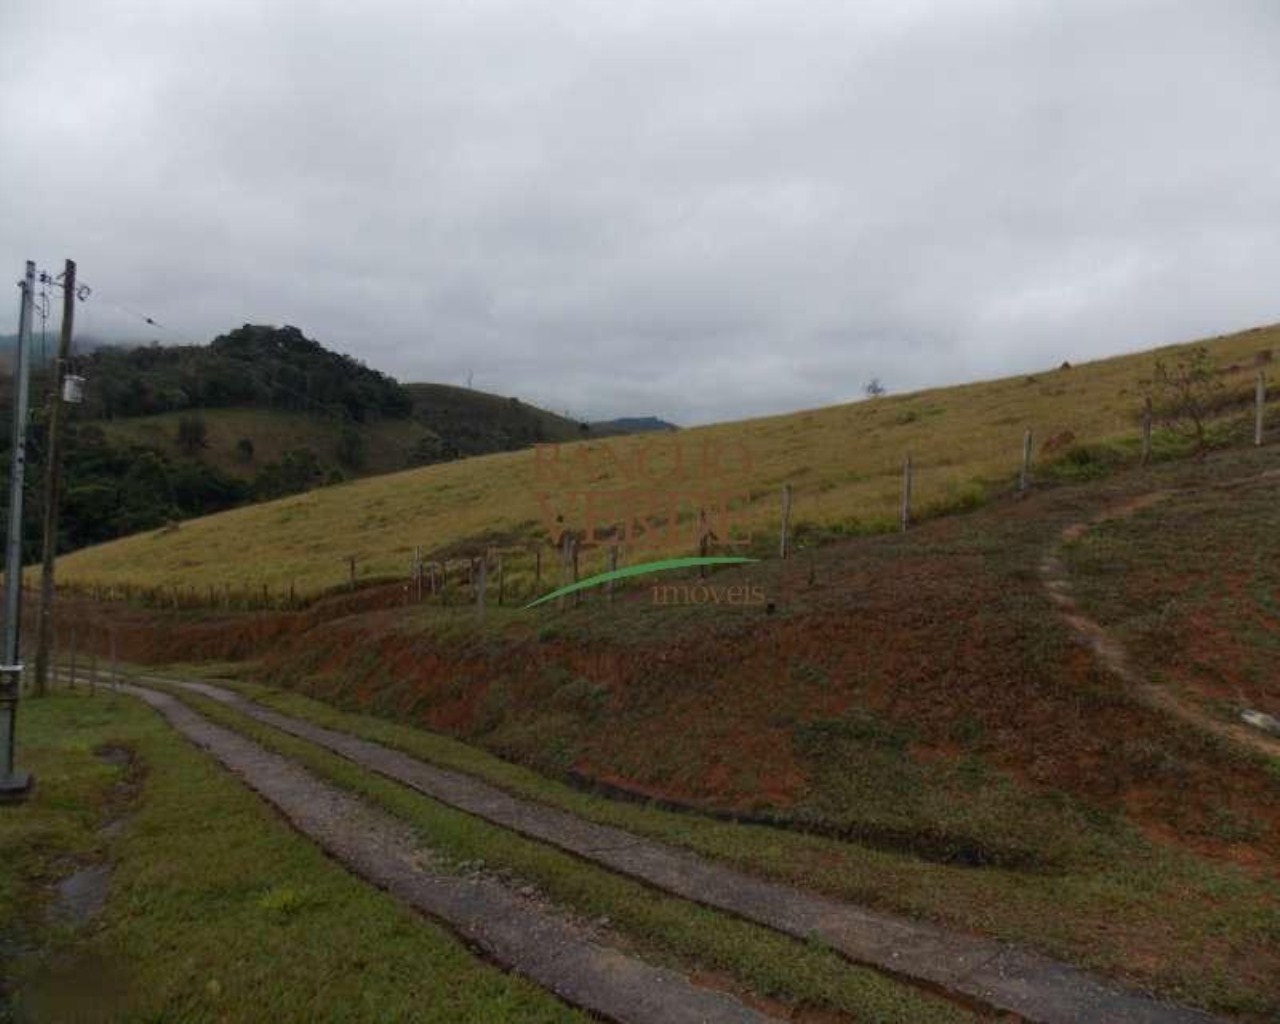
{"left": 863, "top": 378, "right": 886, "bottom": 398}
{"left": 1142, "top": 346, "right": 1222, "bottom": 455}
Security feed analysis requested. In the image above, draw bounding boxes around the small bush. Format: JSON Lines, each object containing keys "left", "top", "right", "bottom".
{"left": 1042, "top": 441, "right": 1130, "bottom": 481}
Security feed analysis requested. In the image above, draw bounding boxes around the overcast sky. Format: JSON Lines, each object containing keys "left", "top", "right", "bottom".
{"left": 2, "top": 1, "right": 1277, "bottom": 425}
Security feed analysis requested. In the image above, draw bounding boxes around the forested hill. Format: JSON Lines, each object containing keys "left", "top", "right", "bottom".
{"left": 0, "top": 324, "right": 645, "bottom": 560}
{"left": 79, "top": 324, "right": 412, "bottom": 422}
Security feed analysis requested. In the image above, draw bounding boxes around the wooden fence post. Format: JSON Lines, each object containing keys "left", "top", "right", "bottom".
{"left": 497, "top": 553, "right": 505, "bottom": 607}
{"left": 698, "top": 508, "right": 711, "bottom": 577}
{"left": 607, "top": 545, "right": 618, "bottom": 603}
{"left": 1141, "top": 397, "right": 1153, "bottom": 465}
{"left": 109, "top": 626, "right": 118, "bottom": 691}
{"left": 476, "top": 553, "right": 487, "bottom": 621}
{"left": 534, "top": 546, "right": 542, "bottom": 591}
{"left": 1019, "top": 427, "right": 1033, "bottom": 492}
{"left": 89, "top": 634, "right": 98, "bottom": 696}
{"left": 779, "top": 484, "right": 792, "bottom": 559}
{"left": 558, "top": 534, "right": 571, "bottom": 611}
{"left": 571, "top": 537, "right": 581, "bottom": 606}
{"left": 900, "top": 455, "right": 913, "bottom": 532}
{"left": 1256, "top": 372, "right": 1266, "bottom": 447}
{"left": 68, "top": 623, "right": 77, "bottom": 691}
{"left": 347, "top": 556, "right": 356, "bottom": 592}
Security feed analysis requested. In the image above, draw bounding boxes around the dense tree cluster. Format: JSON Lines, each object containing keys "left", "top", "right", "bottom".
{"left": 81, "top": 324, "right": 412, "bottom": 422}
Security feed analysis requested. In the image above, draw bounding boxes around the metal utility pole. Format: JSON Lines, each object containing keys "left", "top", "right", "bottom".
{"left": 1, "top": 262, "right": 36, "bottom": 800}
{"left": 34, "top": 259, "right": 76, "bottom": 697}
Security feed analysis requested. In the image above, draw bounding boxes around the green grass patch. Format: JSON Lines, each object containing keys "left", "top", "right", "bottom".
{"left": 161, "top": 684, "right": 979, "bottom": 1024}
{"left": 161, "top": 673, "right": 1280, "bottom": 1019}
{"left": 1, "top": 691, "right": 584, "bottom": 1023}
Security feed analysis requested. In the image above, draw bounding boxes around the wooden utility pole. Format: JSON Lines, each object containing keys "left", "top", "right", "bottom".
{"left": 34, "top": 260, "right": 77, "bottom": 698}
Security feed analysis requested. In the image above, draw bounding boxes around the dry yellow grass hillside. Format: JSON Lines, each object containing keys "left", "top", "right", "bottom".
{"left": 56, "top": 323, "right": 1278, "bottom": 597}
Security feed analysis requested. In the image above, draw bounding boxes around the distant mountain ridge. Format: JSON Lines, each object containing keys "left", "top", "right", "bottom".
{"left": 590, "top": 416, "right": 678, "bottom": 435}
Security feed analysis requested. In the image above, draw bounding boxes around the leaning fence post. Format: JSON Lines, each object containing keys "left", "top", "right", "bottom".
{"left": 779, "top": 484, "right": 792, "bottom": 559}
{"left": 1019, "top": 427, "right": 1033, "bottom": 492}
{"left": 900, "top": 455, "right": 913, "bottom": 532}
{"left": 1256, "top": 372, "right": 1266, "bottom": 447}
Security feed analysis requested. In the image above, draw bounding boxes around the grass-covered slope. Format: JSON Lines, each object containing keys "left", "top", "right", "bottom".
{"left": 55, "top": 323, "right": 1279, "bottom": 597}
{"left": 0, "top": 693, "right": 582, "bottom": 1023}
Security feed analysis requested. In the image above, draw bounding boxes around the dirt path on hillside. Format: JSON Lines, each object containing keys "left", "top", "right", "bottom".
{"left": 121, "top": 683, "right": 781, "bottom": 1024}
{"left": 126, "top": 673, "right": 1227, "bottom": 1024}
{"left": 1042, "top": 486, "right": 1280, "bottom": 762}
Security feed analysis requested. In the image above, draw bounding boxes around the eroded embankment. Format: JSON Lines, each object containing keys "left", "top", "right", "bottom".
{"left": 64, "top": 496, "right": 1280, "bottom": 881}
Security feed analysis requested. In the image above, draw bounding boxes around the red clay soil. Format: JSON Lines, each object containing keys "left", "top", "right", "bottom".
{"left": 59, "top": 497, "right": 1280, "bottom": 872}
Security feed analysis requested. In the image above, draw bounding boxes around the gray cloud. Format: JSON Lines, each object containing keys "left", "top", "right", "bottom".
{"left": 2, "top": 0, "right": 1277, "bottom": 424}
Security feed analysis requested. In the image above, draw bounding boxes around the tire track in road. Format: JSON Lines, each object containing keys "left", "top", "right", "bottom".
{"left": 133, "top": 674, "right": 1227, "bottom": 1024}
{"left": 122, "top": 683, "right": 782, "bottom": 1024}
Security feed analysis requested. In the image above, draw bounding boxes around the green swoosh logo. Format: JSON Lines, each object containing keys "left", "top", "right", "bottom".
{"left": 524, "top": 556, "right": 758, "bottom": 608}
